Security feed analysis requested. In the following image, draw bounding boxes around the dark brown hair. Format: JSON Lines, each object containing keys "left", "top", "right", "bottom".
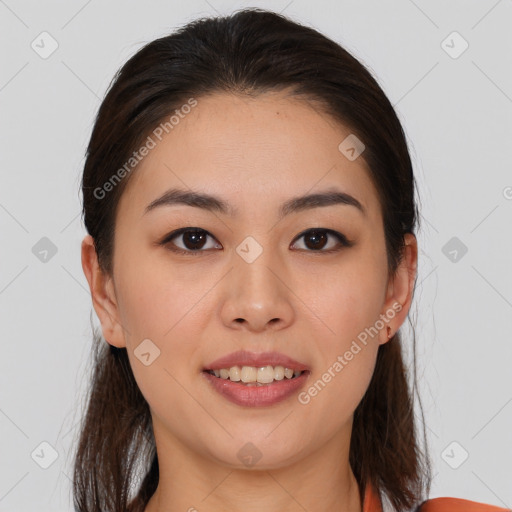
{"left": 75, "top": 7, "right": 432, "bottom": 511}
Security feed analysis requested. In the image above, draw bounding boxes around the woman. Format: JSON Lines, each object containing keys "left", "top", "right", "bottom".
{"left": 75, "top": 8, "right": 508, "bottom": 512}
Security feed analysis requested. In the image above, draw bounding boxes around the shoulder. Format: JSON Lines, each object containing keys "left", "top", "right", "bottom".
{"left": 417, "top": 496, "right": 510, "bottom": 512}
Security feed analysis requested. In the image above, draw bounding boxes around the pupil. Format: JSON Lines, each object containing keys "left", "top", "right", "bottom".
{"left": 305, "top": 230, "right": 326, "bottom": 250}
{"left": 184, "top": 231, "right": 206, "bottom": 250}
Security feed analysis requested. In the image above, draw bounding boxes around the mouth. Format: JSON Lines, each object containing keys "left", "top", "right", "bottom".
{"left": 201, "top": 351, "right": 311, "bottom": 407}
{"left": 203, "top": 365, "right": 307, "bottom": 386}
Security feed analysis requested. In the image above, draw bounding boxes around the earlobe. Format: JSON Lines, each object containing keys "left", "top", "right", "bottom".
{"left": 81, "top": 235, "right": 127, "bottom": 348}
{"left": 379, "top": 233, "right": 418, "bottom": 345}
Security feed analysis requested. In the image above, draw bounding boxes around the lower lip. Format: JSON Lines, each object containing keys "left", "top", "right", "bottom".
{"left": 202, "top": 371, "right": 310, "bottom": 407}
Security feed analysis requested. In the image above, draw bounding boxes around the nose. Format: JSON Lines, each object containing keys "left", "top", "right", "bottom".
{"left": 219, "top": 246, "right": 295, "bottom": 333}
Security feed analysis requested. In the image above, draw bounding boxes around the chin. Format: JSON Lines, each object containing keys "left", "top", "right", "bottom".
{"left": 203, "top": 435, "right": 307, "bottom": 471}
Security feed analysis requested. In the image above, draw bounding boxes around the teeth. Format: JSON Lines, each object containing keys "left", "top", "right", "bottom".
{"left": 274, "top": 366, "right": 285, "bottom": 381}
{"left": 229, "top": 366, "right": 241, "bottom": 381}
{"left": 257, "top": 365, "right": 274, "bottom": 384}
{"left": 241, "top": 366, "right": 258, "bottom": 383}
{"left": 208, "top": 365, "right": 304, "bottom": 384}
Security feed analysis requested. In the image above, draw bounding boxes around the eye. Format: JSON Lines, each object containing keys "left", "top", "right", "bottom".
{"left": 160, "top": 227, "right": 221, "bottom": 255}
{"left": 159, "top": 227, "right": 353, "bottom": 256}
{"left": 291, "top": 228, "right": 353, "bottom": 253}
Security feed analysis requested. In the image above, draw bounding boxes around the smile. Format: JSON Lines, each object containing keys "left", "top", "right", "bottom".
{"left": 202, "top": 368, "right": 311, "bottom": 407}
{"left": 206, "top": 365, "right": 304, "bottom": 385}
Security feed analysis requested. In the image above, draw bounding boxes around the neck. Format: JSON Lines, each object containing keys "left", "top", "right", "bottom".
{"left": 143, "top": 423, "right": 362, "bottom": 512}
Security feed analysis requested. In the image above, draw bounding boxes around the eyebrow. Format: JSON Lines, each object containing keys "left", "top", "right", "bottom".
{"left": 144, "top": 187, "right": 366, "bottom": 219}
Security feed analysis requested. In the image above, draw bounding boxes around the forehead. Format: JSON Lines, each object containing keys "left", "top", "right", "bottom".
{"left": 117, "top": 91, "right": 381, "bottom": 222}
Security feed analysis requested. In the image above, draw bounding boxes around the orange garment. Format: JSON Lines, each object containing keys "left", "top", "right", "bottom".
{"left": 362, "top": 481, "right": 383, "bottom": 512}
{"left": 363, "top": 482, "right": 511, "bottom": 512}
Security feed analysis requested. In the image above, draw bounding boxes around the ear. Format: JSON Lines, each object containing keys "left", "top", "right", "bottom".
{"left": 378, "top": 233, "right": 418, "bottom": 345}
{"left": 81, "top": 234, "right": 127, "bottom": 348}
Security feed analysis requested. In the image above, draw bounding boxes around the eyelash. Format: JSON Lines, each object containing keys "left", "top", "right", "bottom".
{"left": 158, "top": 227, "right": 354, "bottom": 256}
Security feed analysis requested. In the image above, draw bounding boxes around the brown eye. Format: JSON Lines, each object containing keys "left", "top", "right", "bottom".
{"left": 159, "top": 227, "right": 353, "bottom": 256}
{"left": 180, "top": 230, "right": 208, "bottom": 250}
{"left": 160, "top": 228, "right": 222, "bottom": 255}
{"left": 291, "top": 229, "right": 353, "bottom": 252}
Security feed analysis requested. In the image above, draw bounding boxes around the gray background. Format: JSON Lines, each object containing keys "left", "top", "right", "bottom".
{"left": 1, "top": 0, "right": 511, "bottom": 510}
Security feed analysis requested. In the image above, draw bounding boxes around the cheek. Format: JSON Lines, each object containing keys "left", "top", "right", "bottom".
{"left": 306, "top": 250, "right": 387, "bottom": 411}
{"left": 115, "top": 249, "right": 211, "bottom": 342}
{"left": 117, "top": 258, "right": 208, "bottom": 413}
{"left": 305, "top": 257, "right": 387, "bottom": 347}
{"left": 314, "top": 277, "right": 381, "bottom": 390}
{"left": 299, "top": 272, "right": 383, "bottom": 417}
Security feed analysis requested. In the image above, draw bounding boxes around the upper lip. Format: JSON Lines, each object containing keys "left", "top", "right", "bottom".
{"left": 204, "top": 350, "right": 310, "bottom": 371}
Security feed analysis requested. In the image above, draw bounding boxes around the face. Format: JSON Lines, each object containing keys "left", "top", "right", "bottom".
{"left": 82, "top": 91, "right": 416, "bottom": 471}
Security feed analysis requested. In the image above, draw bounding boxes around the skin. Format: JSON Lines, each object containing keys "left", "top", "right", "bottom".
{"left": 81, "top": 90, "right": 417, "bottom": 512}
